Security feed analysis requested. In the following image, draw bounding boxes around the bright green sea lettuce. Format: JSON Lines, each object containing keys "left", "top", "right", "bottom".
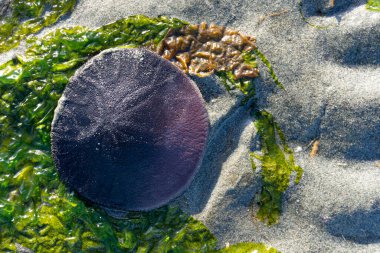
{"left": 219, "top": 243, "right": 279, "bottom": 253}
{"left": 367, "top": 0, "right": 380, "bottom": 11}
{"left": 250, "top": 111, "right": 303, "bottom": 225}
{"left": 0, "top": 0, "right": 77, "bottom": 53}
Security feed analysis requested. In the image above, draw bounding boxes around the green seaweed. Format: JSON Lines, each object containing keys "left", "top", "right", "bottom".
{"left": 252, "top": 49, "right": 284, "bottom": 91}
{"left": 216, "top": 49, "right": 283, "bottom": 99}
{"left": 0, "top": 0, "right": 77, "bottom": 53}
{"left": 216, "top": 46, "right": 303, "bottom": 226}
{"left": 0, "top": 15, "right": 281, "bottom": 252}
{"left": 250, "top": 111, "right": 303, "bottom": 225}
{"left": 217, "top": 49, "right": 303, "bottom": 225}
{"left": 219, "top": 242, "right": 279, "bottom": 253}
{"left": 367, "top": 0, "right": 380, "bottom": 11}
{"left": 216, "top": 70, "right": 255, "bottom": 104}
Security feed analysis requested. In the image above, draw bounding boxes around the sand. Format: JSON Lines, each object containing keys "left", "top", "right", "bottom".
{"left": 1, "top": 0, "right": 379, "bottom": 252}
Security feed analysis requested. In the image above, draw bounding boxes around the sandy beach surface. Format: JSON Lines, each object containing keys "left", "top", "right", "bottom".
{"left": 1, "top": 0, "right": 379, "bottom": 252}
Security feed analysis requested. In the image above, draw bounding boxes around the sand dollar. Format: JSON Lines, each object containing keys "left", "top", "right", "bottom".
{"left": 51, "top": 48, "right": 209, "bottom": 211}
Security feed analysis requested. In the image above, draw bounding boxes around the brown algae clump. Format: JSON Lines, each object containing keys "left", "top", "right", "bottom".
{"left": 153, "top": 22, "right": 259, "bottom": 79}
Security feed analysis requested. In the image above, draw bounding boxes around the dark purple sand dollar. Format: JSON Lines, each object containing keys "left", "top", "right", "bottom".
{"left": 51, "top": 48, "right": 209, "bottom": 211}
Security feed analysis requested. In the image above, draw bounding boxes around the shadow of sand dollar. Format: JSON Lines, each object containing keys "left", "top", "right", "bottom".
{"left": 325, "top": 202, "right": 380, "bottom": 244}
{"left": 181, "top": 94, "right": 253, "bottom": 214}
{"left": 190, "top": 75, "right": 227, "bottom": 103}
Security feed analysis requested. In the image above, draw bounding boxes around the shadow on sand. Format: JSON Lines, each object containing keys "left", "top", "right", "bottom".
{"left": 325, "top": 202, "right": 380, "bottom": 244}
